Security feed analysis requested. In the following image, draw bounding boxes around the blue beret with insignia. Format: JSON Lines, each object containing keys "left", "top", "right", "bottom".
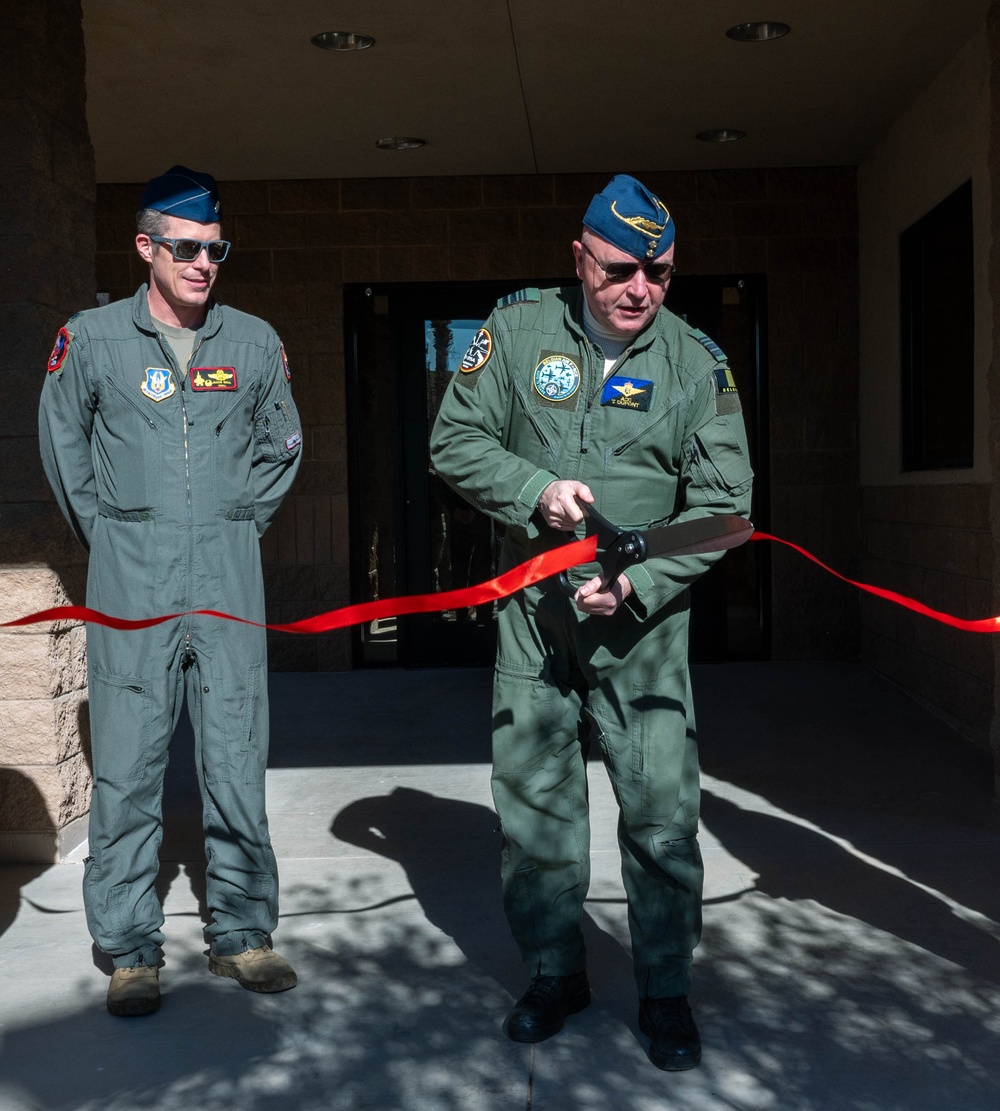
{"left": 583, "top": 174, "right": 674, "bottom": 260}
{"left": 139, "top": 165, "right": 221, "bottom": 223}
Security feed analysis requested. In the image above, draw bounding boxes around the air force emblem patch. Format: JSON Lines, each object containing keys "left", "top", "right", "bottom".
{"left": 141, "top": 367, "right": 175, "bottom": 402}
{"left": 533, "top": 354, "right": 581, "bottom": 402}
{"left": 601, "top": 376, "right": 654, "bottom": 411}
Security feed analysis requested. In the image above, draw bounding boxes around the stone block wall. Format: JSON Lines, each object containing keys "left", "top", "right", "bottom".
{"left": 0, "top": 0, "right": 95, "bottom": 861}
{"left": 94, "top": 166, "right": 861, "bottom": 670}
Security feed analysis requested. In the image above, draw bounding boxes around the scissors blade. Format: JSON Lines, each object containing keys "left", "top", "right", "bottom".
{"left": 637, "top": 514, "right": 755, "bottom": 559}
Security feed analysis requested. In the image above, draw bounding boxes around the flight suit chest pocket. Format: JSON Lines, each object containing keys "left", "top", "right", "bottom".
{"left": 212, "top": 391, "right": 257, "bottom": 518}
{"left": 94, "top": 374, "right": 163, "bottom": 514}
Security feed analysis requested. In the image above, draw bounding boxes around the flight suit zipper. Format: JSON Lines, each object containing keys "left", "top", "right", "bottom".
{"left": 154, "top": 330, "right": 200, "bottom": 652}
{"left": 180, "top": 340, "right": 205, "bottom": 649}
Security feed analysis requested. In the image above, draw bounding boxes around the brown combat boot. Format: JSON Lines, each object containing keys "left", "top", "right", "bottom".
{"left": 107, "top": 965, "right": 160, "bottom": 1017}
{"left": 208, "top": 946, "right": 297, "bottom": 993}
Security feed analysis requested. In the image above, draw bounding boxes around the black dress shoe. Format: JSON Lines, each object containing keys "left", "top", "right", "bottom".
{"left": 504, "top": 972, "right": 591, "bottom": 1043}
{"left": 638, "top": 995, "right": 702, "bottom": 1071}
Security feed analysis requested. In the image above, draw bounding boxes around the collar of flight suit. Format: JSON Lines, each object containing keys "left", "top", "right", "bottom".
{"left": 129, "top": 283, "right": 225, "bottom": 343}
{"left": 560, "top": 285, "right": 662, "bottom": 359}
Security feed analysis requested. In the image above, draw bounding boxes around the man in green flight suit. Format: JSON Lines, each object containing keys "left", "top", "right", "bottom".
{"left": 39, "top": 166, "right": 302, "bottom": 1017}
{"left": 430, "top": 174, "right": 753, "bottom": 1070}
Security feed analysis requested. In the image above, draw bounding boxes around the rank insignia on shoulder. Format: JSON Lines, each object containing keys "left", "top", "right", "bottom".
{"left": 280, "top": 343, "right": 291, "bottom": 381}
{"left": 460, "top": 328, "right": 492, "bottom": 373}
{"left": 497, "top": 287, "right": 540, "bottom": 309}
{"left": 141, "top": 367, "right": 175, "bottom": 402}
{"left": 190, "top": 366, "right": 238, "bottom": 391}
{"left": 691, "top": 329, "right": 727, "bottom": 363}
{"left": 47, "top": 327, "right": 70, "bottom": 374}
{"left": 601, "top": 376, "right": 654, "bottom": 411}
{"left": 534, "top": 354, "right": 581, "bottom": 402}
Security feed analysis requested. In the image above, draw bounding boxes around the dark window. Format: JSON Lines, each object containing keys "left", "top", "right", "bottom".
{"left": 900, "top": 179, "right": 974, "bottom": 470}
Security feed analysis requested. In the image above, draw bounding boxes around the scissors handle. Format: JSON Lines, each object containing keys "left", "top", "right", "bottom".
{"left": 555, "top": 499, "right": 645, "bottom": 596}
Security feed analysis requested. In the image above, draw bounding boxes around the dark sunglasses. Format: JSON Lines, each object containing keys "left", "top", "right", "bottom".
{"left": 582, "top": 241, "right": 674, "bottom": 284}
{"left": 149, "top": 235, "right": 231, "bottom": 263}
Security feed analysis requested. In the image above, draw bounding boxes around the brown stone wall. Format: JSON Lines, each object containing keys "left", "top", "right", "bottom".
{"left": 862, "top": 485, "right": 993, "bottom": 749}
{"left": 95, "top": 167, "right": 860, "bottom": 669}
{"left": 0, "top": 0, "right": 94, "bottom": 860}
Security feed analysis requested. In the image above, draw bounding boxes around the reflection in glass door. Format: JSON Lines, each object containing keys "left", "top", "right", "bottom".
{"left": 345, "top": 283, "right": 524, "bottom": 668}
{"left": 425, "top": 318, "right": 502, "bottom": 647}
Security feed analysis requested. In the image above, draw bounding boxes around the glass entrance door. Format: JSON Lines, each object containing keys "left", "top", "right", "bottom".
{"left": 346, "top": 282, "right": 525, "bottom": 667}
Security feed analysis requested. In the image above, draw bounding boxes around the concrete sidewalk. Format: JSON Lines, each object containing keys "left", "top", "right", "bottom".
{"left": 1, "top": 662, "right": 999, "bottom": 1110}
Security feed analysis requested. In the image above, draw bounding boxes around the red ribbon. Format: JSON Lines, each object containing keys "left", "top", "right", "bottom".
{"left": 1, "top": 536, "right": 598, "bottom": 634}
{"left": 4, "top": 531, "right": 999, "bottom": 635}
{"left": 750, "top": 532, "right": 1000, "bottom": 634}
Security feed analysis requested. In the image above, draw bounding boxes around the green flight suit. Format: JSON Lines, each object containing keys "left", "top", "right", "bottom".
{"left": 39, "top": 286, "right": 302, "bottom": 967}
{"left": 430, "top": 286, "right": 753, "bottom": 998}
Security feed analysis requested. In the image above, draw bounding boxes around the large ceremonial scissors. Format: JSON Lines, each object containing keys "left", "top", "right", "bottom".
{"left": 556, "top": 500, "right": 753, "bottom": 596}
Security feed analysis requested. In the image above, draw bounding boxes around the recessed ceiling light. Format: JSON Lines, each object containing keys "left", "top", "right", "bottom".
{"left": 696, "top": 128, "right": 746, "bottom": 143}
{"left": 311, "top": 31, "right": 375, "bottom": 51}
{"left": 376, "top": 137, "right": 426, "bottom": 150}
{"left": 726, "top": 21, "right": 790, "bottom": 42}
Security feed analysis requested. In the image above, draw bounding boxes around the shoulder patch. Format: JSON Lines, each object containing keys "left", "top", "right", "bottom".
{"left": 497, "top": 287, "right": 540, "bottom": 309}
{"left": 689, "top": 327, "right": 727, "bottom": 363}
{"left": 459, "top": 327, "right": 492, "bottom": 373}
{"left": 712, "top": 365, "right": 743, "bottom": 416}
{"left": 47, "top": 327, "right": 71, "bottom": 374}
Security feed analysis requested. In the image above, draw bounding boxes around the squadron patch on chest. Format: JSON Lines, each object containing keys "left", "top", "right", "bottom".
{"left": 141, "top": 367, "right": 175, "bottom": 402}
{"left": 601, "top": 376, "right": 654, "bottom": 411}
{"left": 533, "top": 354, "right": 581, "bottom": 403}
{"left": 190, "top": 366, "right": 238, "bottom": 391}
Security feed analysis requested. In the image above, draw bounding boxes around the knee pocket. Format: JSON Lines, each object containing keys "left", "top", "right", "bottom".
{"left": 88, "top": 669, "right": 157, "bottom": 783}
{"left": 201, "top": 663, "right": 268, "bottom": 785}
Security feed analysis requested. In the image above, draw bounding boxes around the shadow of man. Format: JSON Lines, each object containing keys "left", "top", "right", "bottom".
{"left": 700, "top": 789, "right": 1000, "bottom": 986}
{"left": 331, "top": 787, "right": 521, "bottom": 990}
{"left": 331, "top": 786, "right": 637, "bottom": 1029}
{"left": 0, "top": 770, "right": 57, "bottom": 941}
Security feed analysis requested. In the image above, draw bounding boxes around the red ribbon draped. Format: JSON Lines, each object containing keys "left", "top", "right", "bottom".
{"left": 4, "top": 531, "right": 999, "bottom": 635}
{"left": 750, "top": 532, "right": 1000, "bottom": 634}
{"left": 1, "top": 536, "right": 598, "bottom": 634}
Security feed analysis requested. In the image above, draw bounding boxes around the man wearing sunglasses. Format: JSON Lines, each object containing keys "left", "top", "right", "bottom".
{"left": 39, "top": 166, "right": 302, "bottom": 1016}
{"left": 431, "top": 174, "right": 753, "bottom": 1070}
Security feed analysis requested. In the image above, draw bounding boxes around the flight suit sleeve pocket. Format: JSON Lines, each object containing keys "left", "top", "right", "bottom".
{"left": 254, "top": 399, "right": 301, "bottom": 463}
{"left": 688, "top": 422, "right": 753, "bottom": 504}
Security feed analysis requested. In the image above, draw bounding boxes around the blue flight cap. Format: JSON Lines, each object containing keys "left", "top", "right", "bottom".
{"left": 139, "top": 165, "right": 221, "bottom": 223}
{"left": 583, "top": 174, "right": 674, "bottom": 260}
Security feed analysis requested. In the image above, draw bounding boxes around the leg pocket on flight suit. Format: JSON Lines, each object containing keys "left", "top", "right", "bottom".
{"left": 628, "top": 678, "right": 695, "bottom": 822}
{"left": 88, "top": 670, "right": 155, "bottom": 783}
{"left": 239, "top": 663, "right": 268, "bottom": 785}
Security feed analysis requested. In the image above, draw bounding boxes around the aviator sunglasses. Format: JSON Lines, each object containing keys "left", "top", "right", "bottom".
{"left": 581, "top": 241, "right": 675, "bottom": 284}
{"left": 148, "top": 235, "right": 231, "bottom": 263}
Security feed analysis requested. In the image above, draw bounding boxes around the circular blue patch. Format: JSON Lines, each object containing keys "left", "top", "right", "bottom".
{"left": 533, "top": 355, "right": 580, "bottom": 402}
